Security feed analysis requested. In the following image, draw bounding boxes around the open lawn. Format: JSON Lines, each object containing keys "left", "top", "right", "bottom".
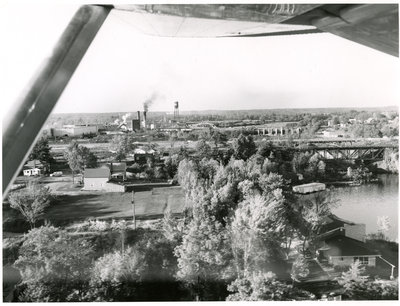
{"left": 45, "top": 186, "right": 187, "bottom": 222}
{"left": 4, "top": 186, "right": 188, "bottom": 232}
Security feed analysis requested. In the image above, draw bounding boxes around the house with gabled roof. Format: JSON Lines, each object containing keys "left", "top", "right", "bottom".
{"left": 22, "top": 159, "right": 44, "bottom": 176}
{"left": 102, "top": 162, "right": 127, "bottom": 180}
{"left": 316, "top": 214, "right": 396, "bottom": 278}
{"left": 83, "top": 168, "right": 111, "bottom": 191}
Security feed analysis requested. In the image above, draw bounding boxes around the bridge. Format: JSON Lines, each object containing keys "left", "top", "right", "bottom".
{"left": 266, "top": 137, "right": 398, "bottom": 145}
{"left": 285, "top": 143, "right": 398, "bottom": 161}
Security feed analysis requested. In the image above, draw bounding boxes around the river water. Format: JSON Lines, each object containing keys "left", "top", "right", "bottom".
{"left": 332, "top": 174, "right": 399, "bottom": 241}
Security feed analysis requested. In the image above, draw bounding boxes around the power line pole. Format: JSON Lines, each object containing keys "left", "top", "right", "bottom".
{"left": 131, "top": 190, "right": 136, "bottom": 230}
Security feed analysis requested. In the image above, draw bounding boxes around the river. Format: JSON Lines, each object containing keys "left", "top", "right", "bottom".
{"left": 332, "top": 174, "right": 399, "bottom": 241}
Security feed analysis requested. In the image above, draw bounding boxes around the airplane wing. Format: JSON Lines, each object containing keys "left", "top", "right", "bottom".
{"left": 114, "top": 4, "right": 398, "bottom": 56}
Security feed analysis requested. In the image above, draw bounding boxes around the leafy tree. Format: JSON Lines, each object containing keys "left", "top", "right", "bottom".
{"left": 291, "top": 152, "right": 311, "bottom": 175}
{"left": 261, "top": 157, "right": 279, "bottom": 174}
{"left": 210, "top": 130, "right": 228, "bottom": 148}
{"left": 337, "top": 260, "right": 369, "bottom": 291}
{"left": 15, "top": 226, "right": 94, "bottom": 302}
{"left": 227, "top": 271, "right": 315, "bottom": 301}
{"left": 340, "top": 279, "right": 398, "bottom": 300}
{"left": 154, "top": 165, "right": 168, "bottom": 179}
{"left": 28, "top": 138, "right": 54, "bottom": 173}
{"left": 143, "top": 166, "right": 155, "bottom": 181}
{"left": 64, "top": 141, "right": 98, "bottom": 183}
{"left": 175, "top": 210, "right": 233, "bottom": 300}
{"left": 87, "top": 247, "right": 144, "bottom": 301}
{"left": 332, "top": 116, "right": 340, "bottom": 125}
{"left": 87, "top": 233, "right": 179, "bottom": 301}
{"left": 169, "top": 132, "right": 178, "bottom": 148}
{"left": 297, "top": 190, "right": 338, "bottom": 255}
{"left": 350, "top": 166, "right": 372, "bottom": 184}
{"left": 80, "top": 146, "right": 98, "bottom": 168}
{"left": 334, "top": 260, "right": 398, "bottom": 300}
{"left": 8, "top": 182, "right": 52, "bottom": 228}
{"left": 163, "top": 209, "right": 185, "bottom": 242}
{"left": 317, "top": 160, "right": 326, "bottom": 176}
{"left": 231, "top": 191, "right": 288, "bottom": 275}
{"left": 64, "top": 141, "right": 84, "bottom": 183}
{"left": 164, "top": 154, "right": 180, "bottom": 179}
{"left": 112, "top": 134, "right": 135, "bottom": 161}
{"left": 290, "top": 255, "right": 310, "bottom": 281}
{"left": 195, "top": 139, "right": 212, "bottom": 159}
{"left": 231, "top": 134, "right": 256, "bottom": 161}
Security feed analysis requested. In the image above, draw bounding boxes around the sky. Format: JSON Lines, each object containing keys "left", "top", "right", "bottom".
{"left": 1, "top": 1, "right": 399, "bottom": 116}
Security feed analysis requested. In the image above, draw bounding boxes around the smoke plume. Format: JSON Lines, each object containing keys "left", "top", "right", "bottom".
{"left": 121, "top": 113, "right": 131, "bottom": 124}
{"left": 143, "top": 92, "right": 164, "bottom": 112}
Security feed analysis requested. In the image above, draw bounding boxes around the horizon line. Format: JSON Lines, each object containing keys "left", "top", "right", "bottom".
{"left": 52, "top": 105, "right": 398, "bottom": 115}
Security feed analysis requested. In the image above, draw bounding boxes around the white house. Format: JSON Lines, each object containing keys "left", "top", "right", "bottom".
{"left": 83, "top": 168, "right": 111, "bottom": 191}
{"left": 23, "top": 168, "right": 42, "bottom": 176}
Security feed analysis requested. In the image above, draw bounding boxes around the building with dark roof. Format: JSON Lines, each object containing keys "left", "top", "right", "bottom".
{"left": 319, "top": 214, "right": 366, "bottom": 242}
{"left": 319, "top": 235, "right": 379, "bottom": 267}
{"left": 83, "top": 168, "right": 111, "bottom": 191}
{"left": 317, "top": 214, "right": 394, "bottom": 271}
{"left": 102, "top": 162, "right": 127, "bottom": 180}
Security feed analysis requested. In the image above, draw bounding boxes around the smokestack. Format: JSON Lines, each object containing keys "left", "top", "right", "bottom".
{"left": 143, "top": 111, "right": 147, "bottom": 129}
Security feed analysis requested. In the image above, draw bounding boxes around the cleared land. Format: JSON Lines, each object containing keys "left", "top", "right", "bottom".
{"left": 47, "top": 186, "right": 187, "bottom": 221}
{"left": 4, "top": 182, "right": 188, "bottom": 232}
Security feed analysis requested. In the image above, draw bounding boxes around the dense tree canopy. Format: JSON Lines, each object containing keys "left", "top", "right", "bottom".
{"left": 227, "top": 271, "right": 315, "bottom": 301}
{"left": 15, "top": 226, "right": 94, "bottom": 302}
{"left": 231, "top": 134, "right": 256, "bottom": 161}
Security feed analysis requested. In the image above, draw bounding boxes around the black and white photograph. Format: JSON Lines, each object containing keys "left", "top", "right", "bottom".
{"left": 1, "top": 1, "right": 399, "bottom": 303}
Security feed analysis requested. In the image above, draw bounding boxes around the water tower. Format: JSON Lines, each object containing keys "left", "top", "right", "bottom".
{"left": 174, "top": 101, "right": 179, "bottom": 121}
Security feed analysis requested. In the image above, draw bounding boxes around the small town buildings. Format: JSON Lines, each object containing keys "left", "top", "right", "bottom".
{"left": 23, "top": 168, "right": 42, "bottom": 176}
{"left": 293, "top": 182, "right": 326, "bottom": 194}
{"left": 319, "top": 234, "right": 378, "bottom": 267}
{"left": 103, "top": 162, "right": 127, "bottom": 180}
{"left": 83, "top": 167, "right": 126, "bottom": 192}
{"left": 133, "top": 148, "right": 156, "bottom": 164}
{"left": 25, "top": 159, "right": 44, "bottom": 169}
{"left": 49, "top": 125, "right": 99, "bottom": 137}
{"left": 83, "top": 168, "right": 111, "bottom": 190}
{"left": 22, "top": 159, "right": 44, "bottom": 176}
{"left": 317, "top": 215, "right": 396, "bottom": 278}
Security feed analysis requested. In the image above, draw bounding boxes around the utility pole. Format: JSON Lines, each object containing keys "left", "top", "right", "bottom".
{"left": 131, "top": 190, "right": 136, "bottom": 230}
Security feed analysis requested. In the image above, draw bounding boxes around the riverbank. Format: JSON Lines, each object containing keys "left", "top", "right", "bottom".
{"left": 332, "top": 174, "right": 398, "bottom": 241}
{"left": 325, "top": 178, "right": 380, "bottom": 187}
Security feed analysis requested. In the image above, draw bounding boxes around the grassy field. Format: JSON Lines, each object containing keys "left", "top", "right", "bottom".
{"left": 47, "top": 186, "right": 187, "bottom": 221}
{"left": 3, "top": 186, "right": 189, "bottom": 232}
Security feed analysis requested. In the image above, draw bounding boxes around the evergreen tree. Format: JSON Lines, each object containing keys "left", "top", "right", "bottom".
{"left": 28, "top": 138, "right": 54, "bottom": 173}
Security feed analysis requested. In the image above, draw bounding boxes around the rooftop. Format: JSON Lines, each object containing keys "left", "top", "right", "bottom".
{"left": 25, "top": 160, "right": 44, "bottom": 168}
{"left": 103, "top": 162, "right": 127, "bottom": 172}
{"left": 84, "top": 168, "right": 110, "bottom": 178}
{"left": 324, "top": 236, "right": 378, "bottom": 256}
